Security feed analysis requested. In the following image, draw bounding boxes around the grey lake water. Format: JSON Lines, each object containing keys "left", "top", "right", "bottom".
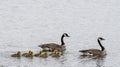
{"left": 0, "top": 0, "right": 120, "bottom": 67}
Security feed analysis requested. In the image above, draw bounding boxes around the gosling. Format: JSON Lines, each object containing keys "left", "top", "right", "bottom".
{"left": 51, "top": 50, "right": 61, "bottom": 57}
{"left": 39, "top": 51, "right": 48, "bottom": 58}
{"left": 11, "top": 51, "right": 21, "bottom": 57}
{"left": 22, "top": 50, "right": 33, "bottom": 57}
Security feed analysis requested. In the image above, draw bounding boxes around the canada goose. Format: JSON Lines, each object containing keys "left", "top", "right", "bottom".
{"left": 79, "top": 37, "right": 106, "bottom": 57}
{"left": 51, "top": 50, "right": 60, "bottom": 57}
{"left": 22, "top": 50, "right": 33, "bottom": 57}
{"left": 38, "top": 33, "right": 70, "bottom": 52}
{"left": 39, "top": 51, "right": 48, "bottom": 58}
{"left": 11, "top": 51, "right": 21, "bottom": 57}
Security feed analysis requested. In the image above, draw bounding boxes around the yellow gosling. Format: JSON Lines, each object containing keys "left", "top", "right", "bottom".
{"left": 39, "top": 51, "right": 48, "bottom": 58}
{"left": 22, "top": 50, "right": 33, "bottom": 57}
{"left": 11, "top": 51, "right": 21, "bottom": 57}
{"left": 51, "top": 50, "right": 60, "bottom": 57}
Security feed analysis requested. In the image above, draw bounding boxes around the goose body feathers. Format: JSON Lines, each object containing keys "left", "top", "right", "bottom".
{"left": 38, "top": 33, "right": 69, "bottom": 52}
{"left": 79, "top": 37, "right": 106, "bottom": 58}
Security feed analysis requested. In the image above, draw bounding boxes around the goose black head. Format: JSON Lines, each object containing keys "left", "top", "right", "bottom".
{"left": 98, "top": 37, "right": 105, "bottom": 40}
{"left": 63, "top": 33, "right": 70, "bottom": 37}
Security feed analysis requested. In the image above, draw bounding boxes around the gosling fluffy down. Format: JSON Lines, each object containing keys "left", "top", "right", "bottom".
{"left": 11, "top": 51, "right": 21, "bottom": 57}
{"left": 51, "top": 50, "right": 61, "bottom": 57}
{"left": 39, "top": 51, "right": 48, "bottom": 58}
{"left": 22, "top": 50, "right": 33, "bottom": 57}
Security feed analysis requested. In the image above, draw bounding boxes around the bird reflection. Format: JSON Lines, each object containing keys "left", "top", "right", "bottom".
{"left": 79, "top": 56, "right": 106, "bottom": 67}
{"left": 96, "top": 58, "right": 105, "bottom": 67}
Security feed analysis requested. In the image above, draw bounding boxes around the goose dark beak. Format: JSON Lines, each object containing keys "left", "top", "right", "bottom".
{"left": 102, "top": 38, "right": 105, "bottom": 40}
{"left": 67, "top": 35, "right": 70, "bottom": 37}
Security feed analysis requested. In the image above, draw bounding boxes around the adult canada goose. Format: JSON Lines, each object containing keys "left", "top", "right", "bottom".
{"left": 79, "top": 37, "right": 106, "bottom": 58}
{"left": 38, "top": 33, "right": 70, "bottom": 52}
{"left": 11, "top": 51, "right": 21, "bottom": 57}
{"left": 22, "top": 50, "right": 33, "bottom": 57}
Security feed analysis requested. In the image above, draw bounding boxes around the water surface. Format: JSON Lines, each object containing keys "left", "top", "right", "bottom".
{"left": 0, "top": 0, "right": 120, "bottom": 67}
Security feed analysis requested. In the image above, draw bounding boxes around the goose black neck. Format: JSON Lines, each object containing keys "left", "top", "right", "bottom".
{"left": 61, "top": 35, "right": 65, "bottom": 45}
{"left": 97, "top": 39, "right": 105, "bottom": 51}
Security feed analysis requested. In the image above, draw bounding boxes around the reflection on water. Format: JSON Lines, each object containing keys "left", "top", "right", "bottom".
{"left": 79, "top": 56, "right": 106, "bottom": 67}
{"left": 96, "top": 58, "right": 105, "bottom": 67}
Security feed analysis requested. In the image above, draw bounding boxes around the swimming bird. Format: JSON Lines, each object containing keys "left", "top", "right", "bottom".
{"left": 39, "top": 51, "right": 48, "bottom": 58}
{"left": 51, "top": 50, "right": 60, "bottom": 57}
{"left": 79, "top": 37, "right": 106, "bottom": 58}
{"left": 11, "top": 51, "right": 21, "bottom": 57}
{"left": 22, "top": 50, "right": 33, "bottom": 57}
{"left": 38, "top": 33, "right": 70, "bottom": 52}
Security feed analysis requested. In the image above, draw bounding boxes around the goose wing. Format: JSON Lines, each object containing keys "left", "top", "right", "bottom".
{"left": 79, "top": 49, "right": 100, "bottom": 52}
{"left": 79, "top": 49, "right": 102, "bottom": 56}
{"left": 38, "top": 43, "right": 61, "bottom": 49}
